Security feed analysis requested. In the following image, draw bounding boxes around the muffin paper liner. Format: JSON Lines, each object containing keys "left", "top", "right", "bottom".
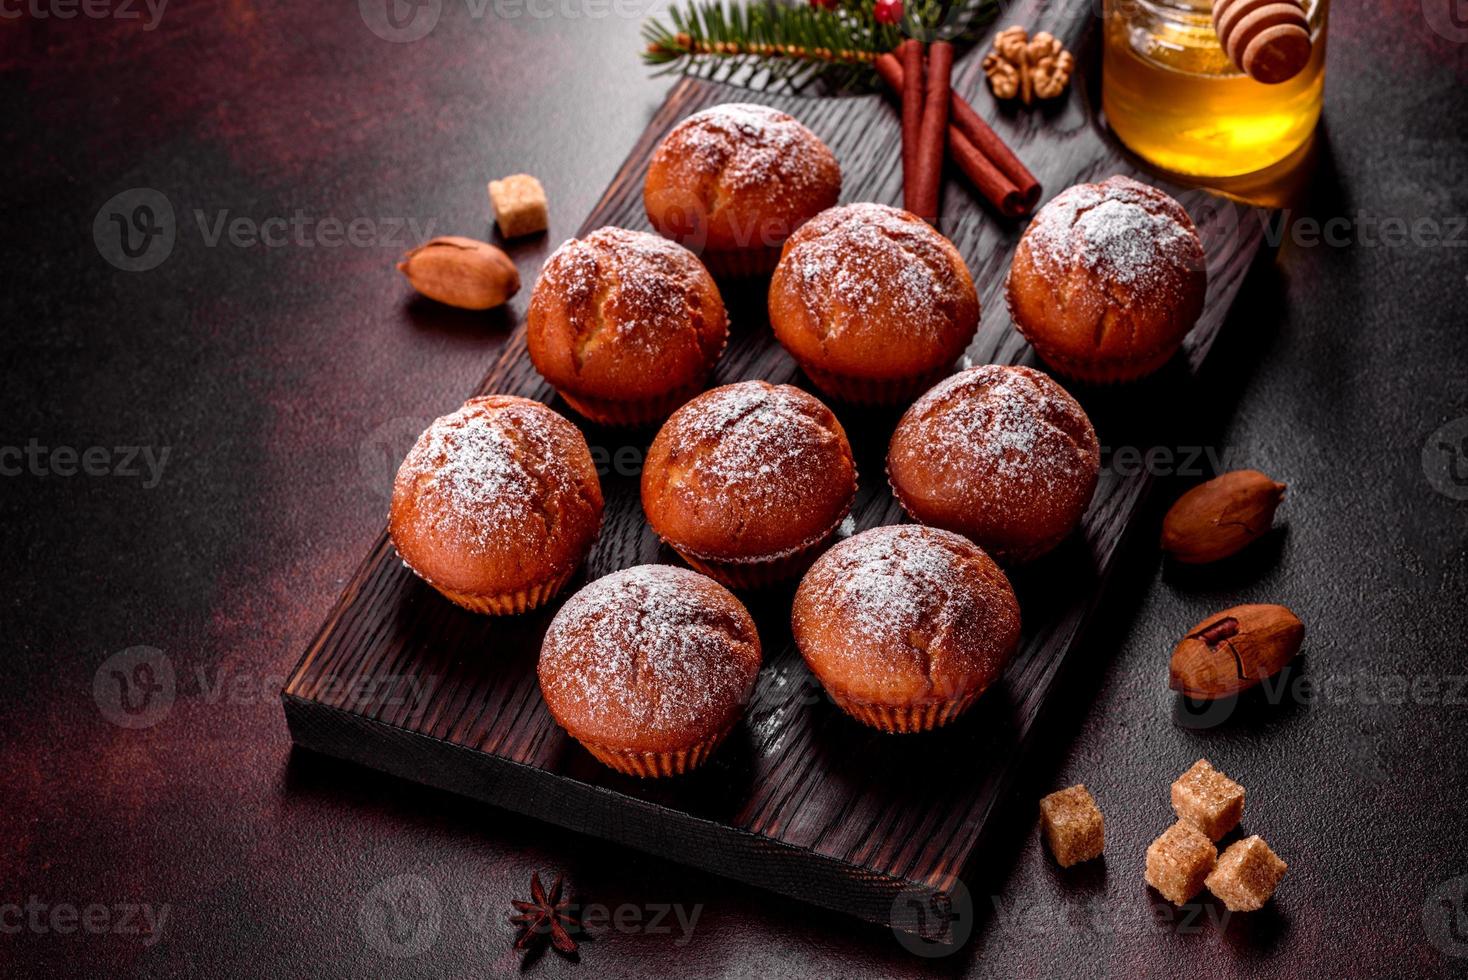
{"left": 828, "top": 689, "right": 982, "bottom": 733}
{"left": 1021, "top": 334, "right": 1184, "bottom": 385}
{"left": 799, "top": 363, "right": 952, "bottom": 406}
{"left": 427, "top": 566, "right": 577, "bottom": 616}
{"left": 558, "top": 381, "right": 705, "bottom": 428}
{"left": 672, "top": 526, "right": 840, "bottom": 590}
{"left": 554, "top": 319, "right": 729, "bottom": 427}
{"left": 885, "top": 468, "right": 1076, "bottom": 565}
{"left": 576, "top": 725, "right": 733, "bottom": 777}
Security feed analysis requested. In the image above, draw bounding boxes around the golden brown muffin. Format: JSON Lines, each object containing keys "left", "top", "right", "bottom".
{"left": 887, "top": 365, "right": 1099, "bottom": 563}
{"left": 1006, "top": 176, "right": 1207, "bottom": 383}
{"left": 641, "top": 381, "right": 857, "bottom": 588}
{"left": 793, "top": 525, "right": 1020, "bottom": 732}
{"left": 768, "top": 203, "right": 980, "bottom": 404}
{"left": 538, "top": 565, "right": 762, "bottom": 777}
{"left": 644, "top": 103, "right": 841, "bottom": 278}
{"left": 527, "top": 227, "right": 728, "bottom": 427}
{"left": 389, "top": 396, "right": 603, "bottom": 614}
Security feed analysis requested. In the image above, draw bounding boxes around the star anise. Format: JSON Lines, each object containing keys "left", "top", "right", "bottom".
{"left": 509, "top": 873, "right": 579, "bottom": 955}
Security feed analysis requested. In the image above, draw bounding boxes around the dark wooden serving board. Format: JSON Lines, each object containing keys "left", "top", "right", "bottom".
{"left": 282, "top": 2, "right": 1267, "bottom": 937}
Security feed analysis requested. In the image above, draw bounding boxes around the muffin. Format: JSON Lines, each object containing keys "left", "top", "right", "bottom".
{"left": 389, "top": 396, "right": 603, "bottom": 614}
{"left": 644, "top": 103, "right": 841, "bottom": 278}
{"left": 768, "top": 203, "right": 980, "bottom": 404}
{"left": 1006, "top": 175, "right": 1207, "bottom": 383}
{"left": 527, "top": 227, "right": 728, "bottom": 427}
{"left": 793, "top": 525, "right": 1021, "bottom": 732}
{"left": 887, "top": 365, "right": 1099, "bottom": 563}
{"left": 641, "top": 381, "right": 857, "bottom": 588}
{"left": 538, "top": 565, "right": 763, "bottom": 776}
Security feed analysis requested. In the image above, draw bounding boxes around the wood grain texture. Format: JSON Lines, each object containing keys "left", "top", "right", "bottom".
{"left": 282, "top": 2, "right": 1267, "bottom": 934}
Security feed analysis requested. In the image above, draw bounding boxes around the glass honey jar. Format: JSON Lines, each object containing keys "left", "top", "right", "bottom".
{"left": 1102, "top": 0, "right": 1329, "bottom": 178}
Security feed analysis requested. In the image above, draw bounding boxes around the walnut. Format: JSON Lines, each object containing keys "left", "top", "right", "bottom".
{"left": 981, "top": 52, "right": 1023, "bottom": 101}
{"left": 982, "top": 25, "right": 1075, "bottom": 106}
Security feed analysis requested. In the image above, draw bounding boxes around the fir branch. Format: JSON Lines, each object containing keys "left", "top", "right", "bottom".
{"left": 642, "top": 0, "right": 998, "bottom": 94}
{"left": 642, "top": 1, "right": 892, "bottom": 93}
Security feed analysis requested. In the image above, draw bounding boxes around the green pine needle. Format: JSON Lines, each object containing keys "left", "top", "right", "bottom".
{"left": 642, "top": 0, "right": 998, "bottom": 94}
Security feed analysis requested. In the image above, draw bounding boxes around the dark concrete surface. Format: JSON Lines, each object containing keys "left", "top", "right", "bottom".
{"left": 2, "top": 1, "right": 1466, "bottom": 976}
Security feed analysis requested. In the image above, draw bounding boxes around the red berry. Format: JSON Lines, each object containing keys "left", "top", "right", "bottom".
{"left": 810, "top": 0, "right": 837, "bottom": 9}
{"left": 874, "top": 0, "right": 902, "bottom": 25}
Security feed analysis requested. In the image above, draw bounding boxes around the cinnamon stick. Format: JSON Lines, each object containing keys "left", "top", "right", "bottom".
{"left": 947, "top": 96, "right": 1042, "bottom": 212}
{"left": 875, "top": 53, "right": 1036, "bottom": 218}
{"left": 949, "top": 128, "right": 1026, "bottom": 218}
{"left": 899, "top": 39, "right": 924, "bottom": 213}
{"left": 912, "top": 40, "right": 952, "bottom": 225}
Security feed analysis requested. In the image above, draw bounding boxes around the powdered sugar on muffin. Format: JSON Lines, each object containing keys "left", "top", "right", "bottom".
{"left": 782, "top": 202, "right": 968, "bottom": 340}
{"left": 791, "top": 524, "right": 1021, "bottom": 730}
{"left": 640, "top": 382, "right": 857, "bottom": 585}
{"left": 1005, "top": 177, "right": 1208, "bottom": 383}
{"left": 394, "top": 398, "right": 591, "bottom": 554}
{"left": 671, "top": 103, "right": 834, "bottom": 195}
{"left": 914, "top": 366, "right": 1095, "bottom": 492}
{"left": 677, "top": 381, "right": 827, "bottom": 487}
{"left": 651, "top": 381, "right": 855, "bottom": 557}
{"left": 767, "top": 203, "right": 979, "bottom": 400}
{"left": 796, "top": 525, "right": 1018, "bottom": 686}
{"left": 1022, "top": 175, "right": 1203, "bottom": 295}
{"left": 645, "top": 102, "right": 841, "bottom": 274}
{"left": 539, "top": 565, "right": 761, "bottom": 742}
{"left": 388, "top": 396, "right": 603, "bottom": 611}
{"left": 887, "top": 365, "right": 1100, "bottom": 562}
{"left": 537, "top": 227, "right": 719, "bottom": 359}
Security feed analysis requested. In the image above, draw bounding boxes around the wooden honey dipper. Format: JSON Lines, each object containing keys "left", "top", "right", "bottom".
{"left": 1212, "top": 0, "right": 1313, "bottom": 84}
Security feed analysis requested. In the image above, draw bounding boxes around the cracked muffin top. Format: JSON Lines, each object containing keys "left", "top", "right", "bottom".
{"left": 792, "top": 524, "right": 1020, "bottom": 709}
{"left": 641, "top": 381, "right": 856, "bottom": 565}
{"left": 768, "top": 203, "right": 979, "bottom": 401}
{"left": 389, "top": 396, "right": 603, "bottom": 598}
{"left": 538, "top": 564, "right": 762, "bottom": 752}
{"left": 887, "top": 365, "right": 1099, "bottom": 563}
{"left": 527, "top": 227, "right": 727, "bottom": 424}
{"left": 1005, "top": 175, "right": 1206, "bottom": 383}
{"left": 644, "top": 103, "right": 841, "bottom": 261}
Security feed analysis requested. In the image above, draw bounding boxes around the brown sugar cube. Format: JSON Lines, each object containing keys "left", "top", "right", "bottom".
{"left": 488, "top": 174, "right": 548, "bottom": 239}
{"left": 1206, "top": 835, "right": 1287, "bottom": 911}
{"left": 1039, "top": 784, "right": 1104, "bottom": 867}
{"left": 1145, "top": 821, "right": 1216, "bottom": 905}
{"left": 1170, "top": 758, "right": 1245, "bottom": 840}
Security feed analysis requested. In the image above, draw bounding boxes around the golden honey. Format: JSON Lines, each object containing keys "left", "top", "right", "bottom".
{"left": 1103, "top": 0, "right": 1329, "bottom": 178}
